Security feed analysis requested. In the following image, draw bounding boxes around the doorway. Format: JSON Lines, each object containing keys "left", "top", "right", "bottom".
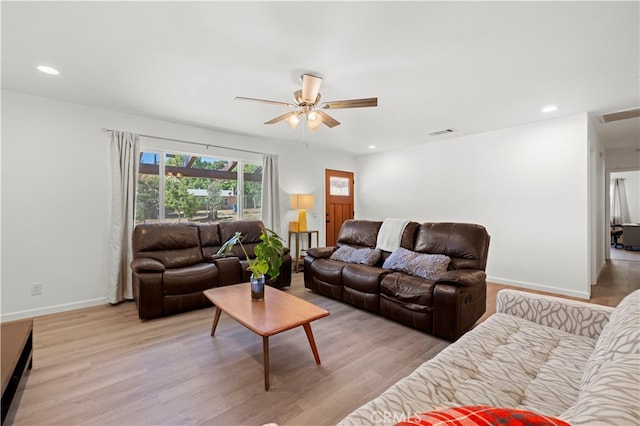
{"left": 325, "top": 169, "right": 354, "bottom": 246}
{"left": 608, "top": 169, "right": 640, "bottom": 262}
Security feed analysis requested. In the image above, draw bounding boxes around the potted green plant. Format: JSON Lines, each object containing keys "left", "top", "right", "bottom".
{"left": 217, "top": 228, "right": 285, "bottom": 300}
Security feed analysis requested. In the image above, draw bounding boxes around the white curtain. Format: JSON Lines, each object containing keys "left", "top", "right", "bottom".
{"left": 107, "top": 130, "right": 140, "bottom": 303}
{"left": 261, "top": 154, "right": 281, "bottom": 234}
{"left": 611, "top": 178, "right": 631, "bottom": 225}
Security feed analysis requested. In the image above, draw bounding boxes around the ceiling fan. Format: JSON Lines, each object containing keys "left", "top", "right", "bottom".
{"left": 235, "top": 73, "right": 377, "bottom": 132}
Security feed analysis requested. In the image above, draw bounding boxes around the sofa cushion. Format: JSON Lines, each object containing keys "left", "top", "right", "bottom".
{"left": 380, "top": 271, "right": 436, "bottom": 332}
{"left": 559, "top": 355, "right": 640, "bottom": 426}
{"left": 328, "top": 245, "right": 351, "bottom": 262}
{"left": 330, "top": 245, "right": 382, "bottom": 266}
{"left": 381, "top": 273, "right": 435, "bottom": 308}
{"left": 342, "top": 265, "right": 384, "bottom": 313}
{"left": 343, "top": 264, "right": 388, "bottom": 293}
{"left": 579, "top": 289, "right": 640, "bottom": 388}
{"left": 218, "top": 220, "right": 264, "bottom": 259}
{"left": 308, "top": 258, "right": 347, "bottom": 286}
{"left": 162, "top": 263, "right": 218, "bottom": 295}
{"left": 413, "top": 223, "right": 489, "bottom": 271}
{"left": 448, "top": 315, "right": 594, "bottom": 415}
{"left": 199, "top": 223, "right": 222, "bottom": 257}
{"left": 560, "top": 290, "right": 640, "bottom": 425}
{"left": 338, "top": 313, "right": 597, "bottom": 425}
{"left": 133, "top": 223, "right": 203, "bottom": 268}
{"left": 396, "top": 406, "right": 570, "bottom": 426}
{"left": 337, "top": 220, "right": 382, "bottom": 248}
{"left": 383, "top": 247, "right": 450, "bottom": 279}
{"left": 308, "top": 258, "right": 347, "bottom": 300}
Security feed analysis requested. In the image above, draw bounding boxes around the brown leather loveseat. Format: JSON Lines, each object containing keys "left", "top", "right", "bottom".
{"left": 130, "top": 220, "right": 291, "bottom": 320}
{"left": 304, "top": 220, "right": 490, "bottom": 340}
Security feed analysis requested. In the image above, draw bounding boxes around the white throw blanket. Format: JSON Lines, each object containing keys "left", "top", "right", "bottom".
{"left": 376, "top": 218, "right": 410, "bottom": 252}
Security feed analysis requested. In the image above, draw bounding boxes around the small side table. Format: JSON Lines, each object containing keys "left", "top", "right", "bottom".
{"left": 288, "top": 230, "right": 319, "bottom": 273}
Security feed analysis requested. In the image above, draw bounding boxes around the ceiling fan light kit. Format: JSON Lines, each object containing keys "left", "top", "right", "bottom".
{"left": 307, "top": 112, "right": 322, "bottom": 132}
{"left": 286, "top": 112, "right": 302, "bottom": 129}
{"left": 236, "top": 72, "right": 378, "bottom": 133}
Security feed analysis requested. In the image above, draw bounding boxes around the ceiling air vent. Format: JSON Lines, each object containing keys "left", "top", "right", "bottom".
{"left": 428, "top": 128, "right": 455, "bottom": 136}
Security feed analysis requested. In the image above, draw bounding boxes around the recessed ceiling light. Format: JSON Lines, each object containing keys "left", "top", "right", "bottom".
{"left": 37, "top": 65, "right": 59, "bottom": 75}
{"left": 368, "top": 145, "right": 376, "bottom": 149}
{"left": 541, "top": 105, "right": 558, "bottom": 113}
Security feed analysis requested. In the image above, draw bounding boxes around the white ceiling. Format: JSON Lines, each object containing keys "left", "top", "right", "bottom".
{"left": 2, "top": 1, "right": 639, "bottom": 155}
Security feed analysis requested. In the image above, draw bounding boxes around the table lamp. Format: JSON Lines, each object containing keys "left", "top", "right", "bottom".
{"left": 290, "top": 194, "right": 314, "bottom": 232}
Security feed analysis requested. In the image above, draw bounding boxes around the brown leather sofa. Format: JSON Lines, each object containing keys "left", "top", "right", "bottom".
{"left": 304, "top": 220, "right": 490, "bottom": 340}
{"left": 130, "top": 220, "right": 291, "bottom": 320}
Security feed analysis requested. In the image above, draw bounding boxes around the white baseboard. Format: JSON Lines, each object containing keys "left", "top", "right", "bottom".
{"left": 1, "top": 297, "right": 107, "bottom": 322}
{"left": 487, "top": 276, "right": 591, "bottom": 301}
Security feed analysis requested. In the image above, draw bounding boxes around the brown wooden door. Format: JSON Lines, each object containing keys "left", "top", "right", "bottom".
{"left": 325, "top": 169, "right": 354, "bottom": 246}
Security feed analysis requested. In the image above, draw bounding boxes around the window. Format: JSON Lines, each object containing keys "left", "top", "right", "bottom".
{"left": 135, "top": 150, "right": 262, "bottom": 224}
{"left": 136, "top": 152, "right": 160, "bottom": 223}
{"left": 243, "top": 163, "right": 262, "bottom": 219}
{"left": 329, "top": 176, "right": 350, "bottom": 196}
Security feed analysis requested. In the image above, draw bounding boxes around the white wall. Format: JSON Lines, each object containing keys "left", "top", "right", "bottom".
{"left": 606, "top": 150, "right": 640, "bottom": 171}
{"left": 356, "top": 114, "right": 591, "bottom": 299}
{"left": 0, "top": 89, "right": 599, "bottom": 318}
{"left": 1, "top": 89, "right": 355, "bottom": 320}
{"left": 588, "top": 119, "right": 606, "bottom": 288}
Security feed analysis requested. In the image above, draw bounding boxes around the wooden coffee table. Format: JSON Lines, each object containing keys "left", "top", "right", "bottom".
{"left": 203, "top": 283, "right": 329, "bottom": 391}
{"left": 1, "top": 319, "right": 33, "bottom": 423}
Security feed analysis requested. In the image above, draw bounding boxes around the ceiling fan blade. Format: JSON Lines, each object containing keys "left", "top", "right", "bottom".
{"left": 301, "top": 74, "right": 322, "bottom": 104}
{"left": 321, "top": 97, "right": 378, "bottom": 109}
{"left": 264, "top": 111, "right": 296, "bottom": 125}
{"left": 316, "top": 110, "right": 341, "bottom": 128}
{"left": 235, "top": 96, "right": 295, "bottom": 108}
{"left": 600, "top": 107, "right": 640, "bottom": 123}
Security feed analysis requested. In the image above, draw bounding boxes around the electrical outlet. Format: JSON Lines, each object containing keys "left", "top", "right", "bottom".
{"left": 31, "top": 282, "right": 43, "bottom": 296}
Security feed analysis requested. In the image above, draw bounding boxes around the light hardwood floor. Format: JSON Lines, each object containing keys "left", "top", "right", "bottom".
{"left": 5, "top": 259, "right": 638, "bottom": 426}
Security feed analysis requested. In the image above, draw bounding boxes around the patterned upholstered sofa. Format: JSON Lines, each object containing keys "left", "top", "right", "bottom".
{"left": 339, "top": 289, "right": 640, "bottom": 425}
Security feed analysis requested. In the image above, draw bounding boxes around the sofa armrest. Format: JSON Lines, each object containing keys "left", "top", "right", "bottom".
{"left": 212, "top": 256, "right": 243, "bottom": 285}
{"left": 306, "top": 246, "right": 336, "bottom": 259}
{"left": 433, "top": 281, "right": 487, "bottom": 341}
{"left": 132, "top": 272, "right": 163, "bottom": 320}
{"left": 433, "top": 269, "right": 486, "bottom": 287}
{"left": 130, "top": 257, "right": 165, "bottom": 273}
{"left": 202, "top": 253, "right": 234, "bottom": 263}
{"left": 496, "top": 289, "right": 614, "bottom": 339}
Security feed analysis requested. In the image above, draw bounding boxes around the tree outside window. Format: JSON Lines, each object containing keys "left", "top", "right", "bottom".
{"left": 135, "top": 150, "right": 260, "bottom": 224}
{"left": 243, "top": 163, "right": 262, "bottom": 219}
